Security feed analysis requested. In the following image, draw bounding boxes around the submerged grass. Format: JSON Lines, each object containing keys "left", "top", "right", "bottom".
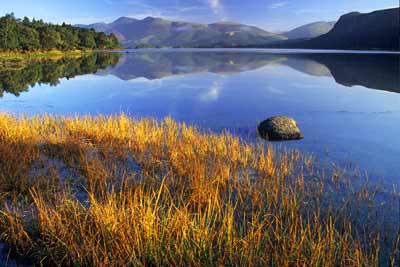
{"left": 0, "top": 113, "right": 398, "bottom": 266}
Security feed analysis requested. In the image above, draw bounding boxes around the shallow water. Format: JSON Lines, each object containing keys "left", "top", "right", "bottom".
{"left": 0, "top": 49, "right": 399, "bottom": 186}
{"left": 0, "top": 244, "right": 33, "bottom": 266}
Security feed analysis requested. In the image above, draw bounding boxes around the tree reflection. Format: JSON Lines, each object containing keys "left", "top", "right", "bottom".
{"left": 0, "top": 53, "right": 120, "bottom": 97}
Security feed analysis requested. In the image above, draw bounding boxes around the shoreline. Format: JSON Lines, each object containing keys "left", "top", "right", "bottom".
{"left": 1, "top": 48, "right": 398, "bottom": 59}
{"left": 0, "top": 50, "right": 94, "bottom": 71}
{"left": 122, "top": 47, "right": 400, "bottom": 54}
{"left": 0, "top": 49, "right": 96, "bottom": 60}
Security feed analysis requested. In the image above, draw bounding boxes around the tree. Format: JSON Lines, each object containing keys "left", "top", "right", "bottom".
{"left": 79, "top": 29, "right": 96, "bottom": 49}
{"left": 18, "top": 26, "right": 40, "bottom": 51}
{"left": 39, "top": 27, "right": 63, "bottom": 50}
{"left": 0, "top": 14, "right": 120, "bottom": 51}
{"left": 95, "top": 32, "right": 108, "bottom": 49}
{"left": 107, "top": 34, "right": 120, "bottom": 49}
{"left": 0, "top": 13, "right": 20, "bottom": 50}
{"left": 59, "top": 26, "right": 79, "bottom": 50}
{"left": 22, "top": 16, "right": 30, "bottom": 26}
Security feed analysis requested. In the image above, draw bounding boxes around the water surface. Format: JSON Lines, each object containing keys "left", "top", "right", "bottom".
{"left": 1, "top": 49, "right": 399, "bottom": 186}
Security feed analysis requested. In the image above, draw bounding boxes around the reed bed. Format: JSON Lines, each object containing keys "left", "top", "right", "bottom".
{"left": 0, "top": 49, "right": 89, "bottom": 59}
{"left": 0, "top": 113, "right": 398, "bottom": 266}
{"left": 0, "top": 50, "right": 86, "bottom": 71}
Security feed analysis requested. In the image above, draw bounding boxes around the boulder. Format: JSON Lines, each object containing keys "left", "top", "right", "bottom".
{"left": 258, "top": 116, "right": 304, "bottom": 141}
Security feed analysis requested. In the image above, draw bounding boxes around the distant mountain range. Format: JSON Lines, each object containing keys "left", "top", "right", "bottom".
{"left": 77, "top": 17, "right": 287, "bottom": 48}
{"left": 78, "top": 7, "right": 399, "bottom": 51}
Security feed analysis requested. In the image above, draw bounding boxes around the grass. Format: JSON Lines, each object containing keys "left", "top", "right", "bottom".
{"left": 0, "top": 50, "right": 88, "bottom": 71}
{"left": 0, "top": 49, "right": 92, "bottom": 59}
{"left": 0, "top": 113, "right": 398, "bottom": 266}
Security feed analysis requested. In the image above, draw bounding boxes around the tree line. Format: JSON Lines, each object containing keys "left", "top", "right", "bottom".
{"left": 0, "top": 13, "right": 120, "bottom": 52}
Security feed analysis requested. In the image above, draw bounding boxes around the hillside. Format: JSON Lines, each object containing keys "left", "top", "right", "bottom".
{"left": 284, "top": 21, "right": 336, "bottom": 39}
{"left": 79, "top": 17, "right": 287, "bottom": 48}
{"left": 303, "top": 8, "right": 399, "bottom": 50}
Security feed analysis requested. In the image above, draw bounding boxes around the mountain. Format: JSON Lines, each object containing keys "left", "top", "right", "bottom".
{"left": 78, "top": 7, "right": 399, "bottom": 51}
{"left": 284, "top": 21, "right": 336, "bottom": 39}
{"left": 284, "top": 8, "right": 399, "bottom": 50}
{"left": 78, "top": 17, "right": 287, "bottom": 48}
{"left": 307, "top": 8, "right": 399, "bottom": 50}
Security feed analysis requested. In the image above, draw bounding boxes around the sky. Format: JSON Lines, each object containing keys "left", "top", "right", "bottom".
{"left": 0, "top": 0, "right": 398, "bottom": 31}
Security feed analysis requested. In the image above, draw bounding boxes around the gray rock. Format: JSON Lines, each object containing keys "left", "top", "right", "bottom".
{"left": 258, "top": 116, "right": 304, "bottom": 141}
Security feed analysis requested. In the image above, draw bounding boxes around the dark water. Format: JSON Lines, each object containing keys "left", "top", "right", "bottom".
{"left": 0, "top": 49, "right": 399, "bottom": 186}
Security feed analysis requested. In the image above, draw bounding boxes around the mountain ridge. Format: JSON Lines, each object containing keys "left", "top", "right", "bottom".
{"left": 78, "top": 16, "right": 287, "bottom": 48}
{"left": 78, "top": 7, "right": 400, "bottom": 51}
{"left": 305, "top": 8, "right": 399, "bottom": 50}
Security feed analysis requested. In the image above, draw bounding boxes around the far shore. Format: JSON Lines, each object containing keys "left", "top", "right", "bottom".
{"left": 1, "top": 48, "right": 398, "bottom": 60}
{"left": 0, "top": 49, "right": 123, "bottom": 60}
{"left": 115, "top": 47, "right": 400, "bottom": 54}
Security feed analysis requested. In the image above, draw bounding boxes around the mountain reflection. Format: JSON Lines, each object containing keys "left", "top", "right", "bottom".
{"left": 0, "top": 51, "right": 398, "bottom": 97}
{"left": 102, "top": 51, "right": 399, "bottom": 93}
{"left": 98, "top": 51, "right": 296, "bottom": 79}
{"left": 298, "top": 53, "right": 400, "bottom": 93}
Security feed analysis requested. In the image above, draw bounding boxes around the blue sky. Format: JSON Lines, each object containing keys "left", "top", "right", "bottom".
{"left": 1, "top": 0, "right": 398, "bottom": 31}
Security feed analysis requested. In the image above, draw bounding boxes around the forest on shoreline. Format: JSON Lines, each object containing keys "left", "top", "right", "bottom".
{"left": 0, "top": 13, "right": 120, "bottom": 52}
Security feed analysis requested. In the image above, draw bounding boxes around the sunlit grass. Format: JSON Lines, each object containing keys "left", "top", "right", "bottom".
{"left": 0, "top": 113, "right": 398, "bottom": 266}
{"left": 0, "top": 49, "right": 89, "bottom": 59}
{"left": 0, "top": 50, "right": 87, "bottom": 71}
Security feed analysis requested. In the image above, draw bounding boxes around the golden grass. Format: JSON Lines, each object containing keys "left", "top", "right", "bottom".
{"left": 0, "top": 50, "right": 87, "bottom": 71}
{"left": 0, "top": 49, "right": 89, "bottom": 59}
{"left": 0, "top": 113, "right": 398, "bottom": 266}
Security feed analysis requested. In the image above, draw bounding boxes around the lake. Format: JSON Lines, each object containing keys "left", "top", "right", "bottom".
{"left": 1, "top": 49, "right": 399, "bottom": 186}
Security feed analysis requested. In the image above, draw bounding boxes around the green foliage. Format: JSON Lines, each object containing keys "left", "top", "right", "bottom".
{"left": 39, "top": 27, "right": 63, "bottom": 49}
{"left": 18, "top": 25, "right": 40, "bottom": 50}
{"left": 0, "top": 14, "right": 19, "bottom": 49}
{"left": 0, "top": 13, "right": 120, "bottom": 52}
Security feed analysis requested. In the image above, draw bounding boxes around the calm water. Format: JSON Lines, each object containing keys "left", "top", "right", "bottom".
{"left": 1, "top": 49, "right": 399, "bottom": 186}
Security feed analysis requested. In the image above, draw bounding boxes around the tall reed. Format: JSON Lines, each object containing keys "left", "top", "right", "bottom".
{"left": 0, "top": 114, "right": 398, "bottom": 266}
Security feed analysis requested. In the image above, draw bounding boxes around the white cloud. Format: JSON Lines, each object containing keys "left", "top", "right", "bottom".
{"left": 200, "top": 80, "right": 223, "bottom": 102}
{"left": 269, "top": 1, "right": 287, "bottom": 9}
{"left": 208, "top": 0, "right": 223, "bottom": 15}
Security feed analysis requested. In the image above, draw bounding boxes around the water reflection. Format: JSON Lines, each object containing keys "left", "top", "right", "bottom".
{"left": 99, "top": 51, "right": 399, "bottom": 93}
{"left": 0, "top": 51, "right": 398, "bottom": 97}
{"left": 0, "top": 53, "right": 120, "bottom": 97}
{"left": 285, "top": 53, "right": 400, "bottom": 93}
